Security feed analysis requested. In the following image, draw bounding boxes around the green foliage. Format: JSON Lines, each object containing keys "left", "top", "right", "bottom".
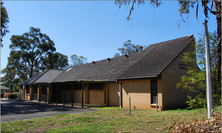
{"left": 178, "top": 0, "right": 218, "bottom": 20}
{"left": 42, "top": 52, "right": 69, "bottom": 70}
{"left": 12, "top": 84, "right": 19, "bottom": 92}
{"left": 1, "top": 2, "right": 9, "bottom": 47}
{"left": 186, "top": 95, "right": 207, "bottom": 109}
{"left": 1, "top": 27, "right": 69, "bottom": 85}
{"left": 177, "top": 31, "right": 221, "bottom": 109}
{"left": 8, "top": 27, "right": 56, "bottom": 78}
{"left": 70, "top": 54, "right": 87, "bottom": 66}
{"left": 114, "top": 40, "right": 146, "bottom": 57}
{"left": 115, "top": 0, "right": 161, "bottom": 21}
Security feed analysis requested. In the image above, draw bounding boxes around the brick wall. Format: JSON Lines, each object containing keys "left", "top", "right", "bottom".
{"left": 161, "top": 40, "right": 196, "bottom": 110}
{"left": 121, "top": 79, "right": 160, "bottom": 110}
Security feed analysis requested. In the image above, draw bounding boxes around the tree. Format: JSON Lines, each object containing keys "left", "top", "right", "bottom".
{"left": 70, "top": 54, "right": 87, "bottom": 66}
{"left": 1, "top": 2, "right": 9, "bottom": 47}
{"left": 1, "top": 27, "right": 70, "bottom": 86}
{"left": 177, "top": 31, "right": 221, "bottom": 109}
{"left": 115, "top": 0, "right": 221, "bottom": 81}
{"left": 42, "top": 52, "right": 69, "bottom": 70}
{"left": 114, "top": 40, "right": 146, "bottom": 57}
{"left": 178, "top": 0, "right": 221, "bottom": 81}
{"left": 8, "top": 27, "right": 56, "bottom": 79}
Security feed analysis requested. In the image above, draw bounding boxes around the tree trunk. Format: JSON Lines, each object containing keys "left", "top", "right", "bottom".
{"left": 215, "top": 0, "right": 221, "bottom": 81}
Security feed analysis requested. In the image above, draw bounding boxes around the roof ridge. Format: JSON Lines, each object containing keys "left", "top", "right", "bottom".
{"left": 148, "top": 35, "right": 190, "bottom": 46}
{"left": 52, "top": 69, "right": 66, "bottom": 83}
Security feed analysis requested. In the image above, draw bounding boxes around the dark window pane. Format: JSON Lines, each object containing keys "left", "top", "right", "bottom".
{"left": 89, "top": 83, "right": 103, "bottom": 90}
{"left": 75, "top": 85, "right": 82, "bottom": 90}
{"left": 42, "top": 85, "right": 47, "bottom": 95}
{"left": 151, "top": 79, "right": 157, "bottom": 104}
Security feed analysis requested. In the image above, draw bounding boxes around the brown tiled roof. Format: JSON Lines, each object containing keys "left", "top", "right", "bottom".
{"left": 54, "top": 35, "right": 194, "bottom": 82}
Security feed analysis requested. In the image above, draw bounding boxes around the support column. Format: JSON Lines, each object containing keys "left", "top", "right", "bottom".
{"left": 82, "top": 82, "right": 85, "bottom": 108}
{"left": 104, "top": 83, "right": 106, "bottom": 106}
{"left": 24, "top": 86, "right": 27, "bottom": 100}
{"left": 56, "top": 84, "right": 58, "bottom": 105}
{"left": 84, "top": 84, "right": 89, "bottom": 104}
{"left": 63, "top": 84, "right": 66, "bottom": 106}
{"left": 106, "top": 83, "right": 109, "bottom": 106}
{"left": 29, "top": 85, "right": 33, "bottom": 100}
{"left": 72, "top": 83, "right": 75, "bottom": 107}
{"left": 37, "top": 85, "right": 42, "bottom": 102}
{"left": 23, "top": 86, "right": 25, "bottom": 100}
{"left": 47, "top": 84, "right": 52, "bottom": 104}
{"left": 119, "top": 82, "right": 122, "bottom": 108}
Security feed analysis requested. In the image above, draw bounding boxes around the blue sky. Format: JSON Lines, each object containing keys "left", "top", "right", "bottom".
{"left": 1, "top": 1, "right": 217, "bottom": 72}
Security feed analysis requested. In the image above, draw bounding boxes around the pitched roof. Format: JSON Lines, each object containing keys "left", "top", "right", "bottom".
{"left": 1, "top": 86, "right": 11, "bottom": 90}
{"left": 117, "top": 34, "right": 194, "bottom": 80}
{"left": 17, "top": 69, "right": 64, "bottom": 85}
{"left": 17, "top": 70, "right": 49, "bottom": 85}
{"left": 54, "top": 34, "right": 194, "bottom": 82}
{"left": 33, "top": 69, "right": 63, "bottom": 84}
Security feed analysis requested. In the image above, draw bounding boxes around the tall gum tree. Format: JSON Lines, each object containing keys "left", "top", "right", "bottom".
{"left": 9, "top": 27, "right": 56, "bottom": 79}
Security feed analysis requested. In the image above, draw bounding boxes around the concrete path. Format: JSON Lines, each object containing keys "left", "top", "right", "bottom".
{"left": 1, "top": 98, "right": 99, "bottom": 122}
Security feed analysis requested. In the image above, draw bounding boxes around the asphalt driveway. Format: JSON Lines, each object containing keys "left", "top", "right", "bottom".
{"left": 1, "top": 98, "right": 99, "bottom": 122}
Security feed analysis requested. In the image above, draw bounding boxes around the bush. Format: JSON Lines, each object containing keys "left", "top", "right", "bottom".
{"left": 186, "top": 95, "right": 207, "bottom": 109}
{"left": 7, "top": 94, "right": 17, "bottom": 99}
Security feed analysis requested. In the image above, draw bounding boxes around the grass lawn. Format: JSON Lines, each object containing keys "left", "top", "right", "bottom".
{"left": 1, "top": 106, "right": 221, "bottom": 133}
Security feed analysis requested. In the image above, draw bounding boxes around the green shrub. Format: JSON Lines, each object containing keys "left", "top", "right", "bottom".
{"left": 186, "top": 95, "right": 207, "bottom": 109}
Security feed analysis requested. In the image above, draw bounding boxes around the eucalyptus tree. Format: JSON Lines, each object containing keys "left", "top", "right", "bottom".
{"left": 70, "top": 54, "right": 87, "bottom": 66}
{"left": 42, "top": 52, "right": 69, "bottom": 70}
{"left": 9, "top": 27, "right": 56, "bottom": 79}
{"left": 114, "top": 40, "right": 145, "bottom": 57}
{"left": 1, "top": 2, "right": 9, "bottom": 47}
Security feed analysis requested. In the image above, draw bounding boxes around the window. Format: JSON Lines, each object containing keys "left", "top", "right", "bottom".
{"left": 151, "top": 80, "right": 157, "bottom": 104}
{"left": 89, "top": 83, "right": 104, "bottom": 90}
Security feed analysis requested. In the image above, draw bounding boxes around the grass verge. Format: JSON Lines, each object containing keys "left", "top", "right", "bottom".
{"left": 1, "top": 106, "right": 221, "bottom": 133}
